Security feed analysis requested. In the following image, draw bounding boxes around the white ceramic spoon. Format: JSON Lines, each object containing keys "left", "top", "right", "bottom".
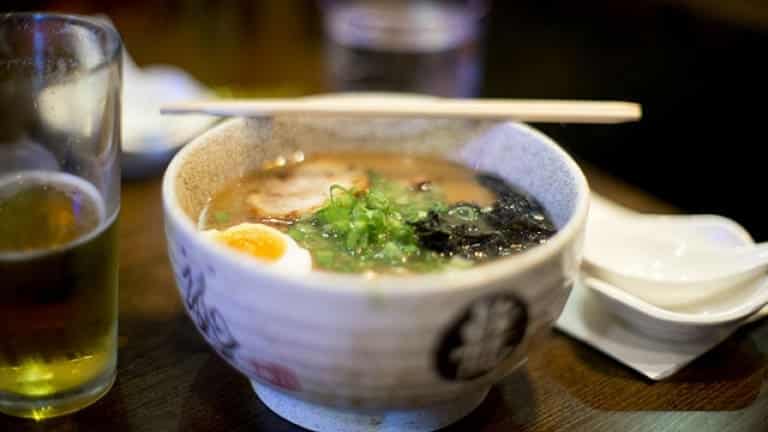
{"left": 584, "top": 196, "right": 768, "bottom": 309}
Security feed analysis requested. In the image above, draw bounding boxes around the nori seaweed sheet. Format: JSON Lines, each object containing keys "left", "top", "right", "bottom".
{"left": 409, "top": 173, "right": 556, "bottom": 261}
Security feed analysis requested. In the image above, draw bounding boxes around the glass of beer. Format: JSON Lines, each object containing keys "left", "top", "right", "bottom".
{"left": 0, "top": 13, "right": 121, "bottom": 419}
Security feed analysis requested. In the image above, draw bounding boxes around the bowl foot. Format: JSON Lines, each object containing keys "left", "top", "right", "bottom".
{"left": 252, "top": 382, "right": 489, "bottom": 432}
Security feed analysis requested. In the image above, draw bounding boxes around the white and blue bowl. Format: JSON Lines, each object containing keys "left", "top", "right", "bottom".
{"left": 162, "top": 112, "right": 589, "bottom": 431}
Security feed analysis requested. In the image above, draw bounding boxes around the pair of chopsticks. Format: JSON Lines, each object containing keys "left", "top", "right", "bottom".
{"left": 161, "top": 97, "right": 642, "bottom": 124}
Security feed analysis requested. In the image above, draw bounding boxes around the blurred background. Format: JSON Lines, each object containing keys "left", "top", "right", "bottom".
{"left": 2, "top": 0, "right": 766, "bottom": 238}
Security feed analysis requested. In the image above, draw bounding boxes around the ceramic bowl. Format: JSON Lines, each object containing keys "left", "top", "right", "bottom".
{"left": 162, "top": 114, "right": 589, "bottom": 431}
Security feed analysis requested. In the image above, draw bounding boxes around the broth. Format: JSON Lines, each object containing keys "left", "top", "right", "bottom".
{"left": 202, "top": 152, "right": 496, "bottom": 230}
{"left": 200, "top": 151, "right": 556, "bottom": 274}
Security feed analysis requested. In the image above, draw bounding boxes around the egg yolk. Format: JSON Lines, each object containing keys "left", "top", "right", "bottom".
{"left": 214, "top": 226, "right": 286, "bottom": 261}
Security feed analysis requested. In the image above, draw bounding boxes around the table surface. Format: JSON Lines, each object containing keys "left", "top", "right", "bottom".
{"left": 2, "top": 167, "right": 766, "bottom": 432}
{"left": 3, "top": 1, "right": 768, "bottom": 431}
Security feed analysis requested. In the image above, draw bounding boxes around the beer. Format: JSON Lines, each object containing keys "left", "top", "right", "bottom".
{"left": 0, "top": 171, "right": 118, "bottom": 419}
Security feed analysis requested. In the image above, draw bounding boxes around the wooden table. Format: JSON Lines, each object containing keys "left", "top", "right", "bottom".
{"left": 2, "top": 169, "right": 766, "bottom": 432}
{"left": 2, "top": 1, "right": 767, "bottom": 430}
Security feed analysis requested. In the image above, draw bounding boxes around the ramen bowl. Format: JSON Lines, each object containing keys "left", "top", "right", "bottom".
{"left": 162, "top": 114, "right": 589, "bottom": 432}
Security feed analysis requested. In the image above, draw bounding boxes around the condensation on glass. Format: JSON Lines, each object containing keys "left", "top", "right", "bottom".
{"left": 0, "top": 13, "right": 121, "bottom": 420}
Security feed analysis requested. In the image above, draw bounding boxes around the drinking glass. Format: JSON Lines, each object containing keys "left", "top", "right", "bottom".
{"left": 320, "top": 0, "right": 489, "bottom": 97}
{"left": 0, "top": 13, "right": 121, "bottom": 420}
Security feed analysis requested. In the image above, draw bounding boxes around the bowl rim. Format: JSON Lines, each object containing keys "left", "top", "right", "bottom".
{"left": 162, "top": 116, "right": 590, "bottom": 297}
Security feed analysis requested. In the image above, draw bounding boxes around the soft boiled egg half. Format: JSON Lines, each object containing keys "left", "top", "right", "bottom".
{"left": 203, "top": 223, "right": 312, "bottom": 274}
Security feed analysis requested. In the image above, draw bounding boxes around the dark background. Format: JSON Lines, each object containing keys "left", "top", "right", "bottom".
{"left": 4, "top": 0, "right": 767, "bottom": 238}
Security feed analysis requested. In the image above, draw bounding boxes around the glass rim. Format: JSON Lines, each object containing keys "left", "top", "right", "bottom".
{"left": 318, "top": 0, "right": 492, "bottom": 20}
{"left": 0, "top": 12, "right": 123, "bottom": 77}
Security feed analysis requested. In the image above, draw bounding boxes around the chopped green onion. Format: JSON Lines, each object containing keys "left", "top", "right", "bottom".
{"left": 287, "top": 173, "right": 450, "bottom": 273}
{"left": 214, "top": 211, "right": 230, "bottom": 223}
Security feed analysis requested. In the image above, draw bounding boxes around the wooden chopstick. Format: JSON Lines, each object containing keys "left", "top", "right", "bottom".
{"left": 160, "top": 97, "right": 642, "bottom": 124}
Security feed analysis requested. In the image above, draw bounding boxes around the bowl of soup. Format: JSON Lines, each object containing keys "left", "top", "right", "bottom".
{"left": 162, "top": 112, "right": 589, "bottom": 431}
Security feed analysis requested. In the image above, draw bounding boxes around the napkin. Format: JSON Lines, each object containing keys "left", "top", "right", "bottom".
{"left": 121, "top": 50, "right": 218, "bottom": 178}
{"left": 45, "top": 15, "right": 217, "bottom": 178}
{"left": 555, "top": 196, "right": 768, "bottom": 380}
{"left": 122, "top": 51, "right": 216, "bottom": 155}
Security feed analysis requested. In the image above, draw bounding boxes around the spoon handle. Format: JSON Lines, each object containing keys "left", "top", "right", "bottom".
{"left": 746, "top": 242, "right": 768, "bottom": 266}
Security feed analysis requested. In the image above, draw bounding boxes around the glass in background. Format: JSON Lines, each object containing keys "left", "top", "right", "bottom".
{"left": 0, "top": 13, "right": 121, "bottom": 420}
{"left": 320, "top": 0, "right": 488, "bottom": 97}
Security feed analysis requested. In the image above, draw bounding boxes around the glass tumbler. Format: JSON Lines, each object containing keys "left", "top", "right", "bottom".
{"left": 0, "top": 13, "right": 121, "bottom": 420}
{"left": 320, "top": 0, "right": 489, "bottom": 97}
